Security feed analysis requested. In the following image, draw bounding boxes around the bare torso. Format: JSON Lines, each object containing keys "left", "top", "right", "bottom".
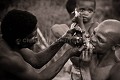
{"left": 90, "top": 54, "right": 118, "bottom": 80}
{"left": 0, "top": 39, "right": 23, "bottom": 80}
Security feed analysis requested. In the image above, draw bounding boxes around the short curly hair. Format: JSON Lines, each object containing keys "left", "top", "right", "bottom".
{"left": 66, "top": 0, "right": 96, "bottom": 15}
{"left": 1, "top": 9, "right": 37, "bottom": 47}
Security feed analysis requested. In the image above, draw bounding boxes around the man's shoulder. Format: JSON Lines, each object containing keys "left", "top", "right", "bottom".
{"left": 108, "top": 63, "right": 120, "bottom": 80}
{"left": 0, "top": 50, "right": 21, "bottom": 62}
{"left": 110, "top": 62, "right": 120, "bottom": 72}
{"left": 0, "top": 49, "right": 27, "bottom": 72}
{"left": 0, "top": 41, "right": 23, "bottom": 65}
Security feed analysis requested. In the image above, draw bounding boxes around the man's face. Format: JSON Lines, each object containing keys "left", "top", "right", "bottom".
{"left": 76, "top": 1, "right": 95, "bottom": 23}
{"left": 16, "top": 29, "right": 38, "bottom": 48}
{"left": 25, "top": 29, "right": 38, "bottom": 45}
{"left": 90, "top": 25, "right": 114, "bottom": 54}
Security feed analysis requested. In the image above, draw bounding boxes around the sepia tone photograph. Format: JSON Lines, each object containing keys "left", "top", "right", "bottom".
{"left": 0, "top": 0, "right": 120, "bottom": 80}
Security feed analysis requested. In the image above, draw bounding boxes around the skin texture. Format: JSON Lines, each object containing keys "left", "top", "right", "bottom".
{"left": 0, "top": 10, "right": 85, "bottom": 80}
{"left": 89, "top": 19, "right": 120, "bottom": 80}
{"left": 76, "top": 0, "right": 95, "bottom": 23}
{"left": 0, "top": 34, "right": 85, "bottom": 80}
{"left": 69, "top": 19, "right": 120, "bottom": 80}
{"left": 67, "top": 1, "right": 98, "bottom": 80}
{"left": 51, "top": 1, "right": 98, "bottom": 80}
{"left": 70, "top": 0, "right": 98, "bottom": 70}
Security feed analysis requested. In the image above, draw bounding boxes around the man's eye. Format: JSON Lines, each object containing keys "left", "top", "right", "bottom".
{"left": 97, "top": 36, "right": 104, "bottom": 43}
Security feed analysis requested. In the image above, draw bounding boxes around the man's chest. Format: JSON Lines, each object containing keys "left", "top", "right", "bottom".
{"left": 90, "top": 65, "right": 113, "bottom": 80}
{"left": 90, "top": 58, "right": 114, "bottom": 80}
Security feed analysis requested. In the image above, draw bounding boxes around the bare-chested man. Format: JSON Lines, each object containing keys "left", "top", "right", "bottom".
{"left": 86, "top": 19, "right": 120, "bottom": 80}
{"left": 0, "top": 9, "right": 84, "bottom": 80}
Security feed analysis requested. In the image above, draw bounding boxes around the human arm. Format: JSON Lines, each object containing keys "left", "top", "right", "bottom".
{"left": 0, "top": 51, "right": 44, "bottom": 80}
{"left": 38, "top": 45, "right": 85, "bottom": 79}
{"left": 1, "top": 46, "right": 84, "bottom": 80}
{"left": 70, "top": 44, "right": 93, "bottom": 68}
{"left": 19, "top": 37, "right": 65, "bottom": 69}
{"left": 19, "top": 28, "right": 81, "bottom": 69}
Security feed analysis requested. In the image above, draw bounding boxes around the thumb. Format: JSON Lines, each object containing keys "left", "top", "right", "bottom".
{"left": 78, "top": 45, "right": 86, "bottom": 52}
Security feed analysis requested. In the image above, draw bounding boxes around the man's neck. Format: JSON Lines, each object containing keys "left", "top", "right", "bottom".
{"left": 96, "top": 50, "right": 116, "bottom": 67}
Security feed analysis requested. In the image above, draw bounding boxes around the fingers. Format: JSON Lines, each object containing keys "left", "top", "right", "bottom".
{"left": 67, "top": 36, "right": 83, "bottom": 47}
{"left": 67, "top": 45, "right": 86, "bottom": 57}
{"left": 72, "top": 12, "right": 83, "bottom": 23}
{"left": 67, "top": 27, "right": 82, "bottom": 35}
{"left": 78, "top": 45, "right": 85, "bottom": 52}
{"left": 80, "top": 49, "right": 93, "bottom": 62}
{"left": 79, "top": 13, "right": 83, "bottom": 21}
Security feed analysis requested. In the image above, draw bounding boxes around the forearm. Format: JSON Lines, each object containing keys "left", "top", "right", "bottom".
{"left": 36, "top": 38, "right": 65, "bottom": 67}
{"left": 38, "top": 50, "right": 70, "bottom": 80}
{"left": 19, "top": 38, "right": 65, "bottom": 68}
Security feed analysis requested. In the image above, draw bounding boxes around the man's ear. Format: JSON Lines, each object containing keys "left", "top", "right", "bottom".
{"left": 112, "top": 44, "right": 120, "bottom": 51}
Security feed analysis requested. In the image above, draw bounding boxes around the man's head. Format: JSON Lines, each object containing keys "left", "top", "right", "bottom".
{"left": 91, "top": 19, "right": 120, "bottom": 54}
{"left": 1, "top": 9, "right": 37, "bottom": 48}
{"left": 66, "top": 0, "right": 96, "bottom": 23}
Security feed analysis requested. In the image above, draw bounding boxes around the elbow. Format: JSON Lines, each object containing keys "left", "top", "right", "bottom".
{"left": 28, "top": 58, "right": 42, "bottom": 69}
{"left": 30, "top": 61, "right": 43, "bottom": 69}
{"left": 32, "top": 64, "right": 41, "bottom": 69}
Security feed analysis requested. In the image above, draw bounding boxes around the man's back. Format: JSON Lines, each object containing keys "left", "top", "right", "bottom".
{"left": 0, "top": 42, "right": 20, "bottom": 80}
{"left": 0, "top": 39, "right": 34, "bottom": 80}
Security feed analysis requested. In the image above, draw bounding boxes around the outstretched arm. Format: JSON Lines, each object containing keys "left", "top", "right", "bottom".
{"left": 19, "top": 28, "right": 80, "bottom": 69}
{"left": 39, "top": 47, "right": 81, "bottom": 79}
{"left": 19, "top": 37, "right": 65, "bottom": 69}
{"left": 1, "top": 45, "right": 84, "bottom": 80}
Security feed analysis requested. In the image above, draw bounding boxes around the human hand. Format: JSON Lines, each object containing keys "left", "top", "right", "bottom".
{"left": 80, "top": 44, "right": 93, "bottom": 62}
{"left": 72, "top": 9, "right": 83, "bottom": 25}
{"left": 66, "top": 45, "right": 86, "bottom": 57}
{"left": 61, "top": 27, "right": 83, "bottom": 47}
{"left": 51, "top": 24, "right": 83, "bottom": 46}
